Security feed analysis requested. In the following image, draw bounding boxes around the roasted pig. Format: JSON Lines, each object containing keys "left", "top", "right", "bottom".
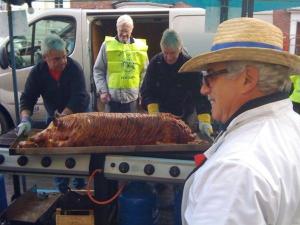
{"left": 18, "top": 112, "right": 196, "bottom": 148}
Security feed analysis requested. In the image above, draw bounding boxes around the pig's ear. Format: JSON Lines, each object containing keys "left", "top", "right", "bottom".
{"left": 53, "top": 117, "right": 63, "bottom": 128}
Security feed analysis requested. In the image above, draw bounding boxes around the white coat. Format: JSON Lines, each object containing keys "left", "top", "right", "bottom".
{"left": 182, "top": 98, "right": 300, "bottom": 225}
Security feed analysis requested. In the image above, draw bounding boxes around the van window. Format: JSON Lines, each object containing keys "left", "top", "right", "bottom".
{"left": 7, "top": 32, "right": 33, "bottom": 69}
{"left": 7, "top": 17, "right": 76, "bottom": 69}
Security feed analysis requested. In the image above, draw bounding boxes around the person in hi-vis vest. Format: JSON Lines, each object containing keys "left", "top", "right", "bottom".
{"left": 141, "top": 29, "right": 212, "bottom": 139}
{"left": 93, "top": 14, "right": 149, "bottom": 112}
{"left": 290, "top": 75, "right": 300, "bottom": 114}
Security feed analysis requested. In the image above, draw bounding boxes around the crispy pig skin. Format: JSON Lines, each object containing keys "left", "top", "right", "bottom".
{"left": 17, "top": 112, "right": 196, "bottom": 148}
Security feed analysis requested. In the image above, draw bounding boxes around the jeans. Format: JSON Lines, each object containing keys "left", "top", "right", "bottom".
{"left": 54, "top": 177, "right": 86, "bottom": 193}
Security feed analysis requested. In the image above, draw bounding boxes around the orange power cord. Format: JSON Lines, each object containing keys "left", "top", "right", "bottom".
{"left": 87, "top": 169, "right": 126, "bottom": 205}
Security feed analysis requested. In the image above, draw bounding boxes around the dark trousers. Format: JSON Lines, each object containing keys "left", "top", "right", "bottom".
{"left": 46, "top": 109, "right": 89, "bottom": 193}
{"left": 105, "top": 100, "right": 138, "bottom": 113}
{"left": 54, "top": 177, "right": 86, "bottom": 193}
{"left": 293, "top": 101, "right": 300, "bottom": 114}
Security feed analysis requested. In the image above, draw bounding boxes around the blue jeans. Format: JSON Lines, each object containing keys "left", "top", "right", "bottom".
{"left": 54, "top": 177, "right": 86, "bottom": 193}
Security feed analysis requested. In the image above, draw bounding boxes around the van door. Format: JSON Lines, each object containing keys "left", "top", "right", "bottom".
{"left": 0, "top": 16, "right": 77, "bottom": 131}
{"left": 169, "top": 9, "right": 215, "bottom": 57}
{"left": 88, "top": 11, "right": 169, "bottom": 111}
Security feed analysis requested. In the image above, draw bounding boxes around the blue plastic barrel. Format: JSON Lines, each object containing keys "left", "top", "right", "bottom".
{"left": 0, "top": 175, "right": 7, "bottom": 213}
{"left": 118, "top": 181, "right": 159, "bottom": 225}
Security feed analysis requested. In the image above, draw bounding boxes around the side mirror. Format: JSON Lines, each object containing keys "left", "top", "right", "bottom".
{"left": 0, "top": 45, "right": 9, "bottom": 69}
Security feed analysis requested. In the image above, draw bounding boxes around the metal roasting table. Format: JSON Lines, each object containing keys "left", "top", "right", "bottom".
{"left": 0, "top": 129, "right": 211, "bottom": 225}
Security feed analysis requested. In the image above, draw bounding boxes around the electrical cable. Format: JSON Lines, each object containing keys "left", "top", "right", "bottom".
{"left": 87, "top": 168, "right": 126, "bottom": 205}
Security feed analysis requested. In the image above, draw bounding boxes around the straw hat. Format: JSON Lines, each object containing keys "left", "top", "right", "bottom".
{"left": 179, "top": 17, "right": 300, "bottom": 74}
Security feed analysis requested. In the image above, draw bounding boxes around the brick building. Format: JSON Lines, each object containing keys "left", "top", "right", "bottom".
{"left": 288, "top": 9, "right": 300, "bottom": 55}
{"left": 269, "top": 9, "right": 300, "bottom": 56}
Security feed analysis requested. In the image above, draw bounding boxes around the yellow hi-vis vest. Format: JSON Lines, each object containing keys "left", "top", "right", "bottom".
{"left": 290, "top": 75, "right": 300, "bottom": 103}
{"left": 105, "top": 36, "right": 148, "bottom": 89}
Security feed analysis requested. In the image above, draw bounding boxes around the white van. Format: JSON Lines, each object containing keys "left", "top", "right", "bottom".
{"left": 0, "top": 7, "right": 271, "bottom": 134}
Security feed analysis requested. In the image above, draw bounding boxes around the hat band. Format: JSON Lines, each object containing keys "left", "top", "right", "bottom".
{"left": 211, "top": 41, "right": 283, "bottom": 51}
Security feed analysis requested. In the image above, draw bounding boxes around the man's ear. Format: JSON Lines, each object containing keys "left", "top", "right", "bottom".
{"left": 242, "top": 65, "right": 259, "bottom": 93}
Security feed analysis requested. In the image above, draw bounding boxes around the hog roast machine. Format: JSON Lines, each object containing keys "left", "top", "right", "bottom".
{"left": 0, "top": 129, "right": 210, "bottom": 225}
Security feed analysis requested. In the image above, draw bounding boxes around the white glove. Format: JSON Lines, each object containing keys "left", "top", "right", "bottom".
{"left": 17, "top": 117, "right": 31, "bottom": 136}
{"left": 198, "top": 121, "right": 213, "bottom": 139}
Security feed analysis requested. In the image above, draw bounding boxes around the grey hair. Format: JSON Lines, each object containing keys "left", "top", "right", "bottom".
{"left": 226, "top": 61, "right": 292, "bottom": 94}
{"left": 116, "top": 14, "right": 134, "bottom": 28}
{"left": 41, "top": 33, "right": 66, "bottom": 55}
{"left": 160, "top": 29, "right": 182, "bottom": 50}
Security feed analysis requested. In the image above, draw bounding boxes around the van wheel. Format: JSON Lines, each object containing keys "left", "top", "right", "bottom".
{"left": 0, "top": 111, "right": 10, "bottom": 134}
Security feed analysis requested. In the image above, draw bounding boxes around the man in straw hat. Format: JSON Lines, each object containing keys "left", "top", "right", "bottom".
{"left": 180, "top": 17, "right": 300, "bottom": 225}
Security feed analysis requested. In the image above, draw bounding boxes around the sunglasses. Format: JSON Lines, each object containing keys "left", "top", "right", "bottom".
{"left": 202, "top": 68, "right": 229, "bottom": 88}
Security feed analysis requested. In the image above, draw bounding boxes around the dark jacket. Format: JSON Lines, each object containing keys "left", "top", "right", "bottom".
{"left": 141, "top": 52, "right": 211, "bottom": 119}
{"left": 20, "top": 57, "right": 90, "bottom": 117}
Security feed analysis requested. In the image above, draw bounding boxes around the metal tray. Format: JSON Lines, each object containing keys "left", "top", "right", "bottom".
{"left": 9, "top": 130, "right": 210, "bottom": 155}
{"left": 9, "top": 142, "right": 210, "bottom": 155}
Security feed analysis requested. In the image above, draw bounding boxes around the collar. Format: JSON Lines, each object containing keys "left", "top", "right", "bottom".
{"left": 159, "top": 52, "right": 184, "bottom": 65}
{"left": 222, "top": 91, "right": 289, "bottom": 131}
{"left": 115, "top": 36, "right": 134, "bottom": 44}
{"left": 204, "top": 92, "right": 289, "bottom": 159}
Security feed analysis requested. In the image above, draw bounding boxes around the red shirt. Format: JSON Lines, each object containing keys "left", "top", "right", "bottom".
{"left": 49, "top": 70, "right": 62, "bottom": 81}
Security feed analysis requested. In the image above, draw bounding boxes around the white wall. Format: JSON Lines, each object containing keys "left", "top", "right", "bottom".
{"left": 254, "top": 11, "right": 273, "bottom": 24}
